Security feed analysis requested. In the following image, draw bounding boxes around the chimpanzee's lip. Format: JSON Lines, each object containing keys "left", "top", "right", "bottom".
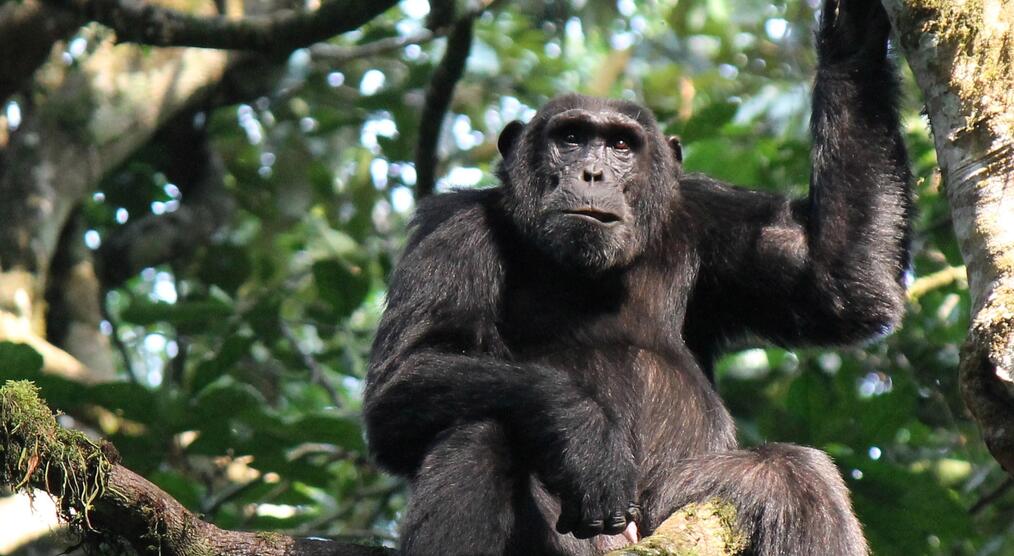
{"left": 562, "top": 208, "right": 623, "bottom": 224}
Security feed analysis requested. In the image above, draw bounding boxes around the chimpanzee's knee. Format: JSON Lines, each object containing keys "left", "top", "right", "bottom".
{"left": 400, "top": 421, "right": 517, "bottom": 556}
{"left": 664, "top": 443, "right": 868, "bottom": 556}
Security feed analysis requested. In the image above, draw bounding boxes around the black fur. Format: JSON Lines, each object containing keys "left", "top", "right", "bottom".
{"left": 364, "top": 1, "right": 911, "bottom": 554}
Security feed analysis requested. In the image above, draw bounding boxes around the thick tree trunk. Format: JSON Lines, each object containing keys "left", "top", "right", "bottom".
{"left": 0, "top": 40, "right": 231, "bottom": 382}
{"left": 882, "top": 0, "right": 1014, "bottom": 473}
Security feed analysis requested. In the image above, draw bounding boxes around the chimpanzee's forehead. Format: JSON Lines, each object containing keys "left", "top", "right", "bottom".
{"left": 537, "top": 94, "right": 659, "bottom": 130}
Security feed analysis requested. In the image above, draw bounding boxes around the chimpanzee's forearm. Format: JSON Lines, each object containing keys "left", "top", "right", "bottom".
{"left": 804, "top": 3, "right": 913, "bottom": 336}
{"left": 364, "top": 350, "right": 619, "bottom": 477}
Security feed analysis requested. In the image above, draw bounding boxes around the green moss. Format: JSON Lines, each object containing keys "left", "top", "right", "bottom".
{"left": 0, "top": 380, "right": 112, "bottom": 531}
{"left": 255, "top": 531, "right": 287, "bottom": 543}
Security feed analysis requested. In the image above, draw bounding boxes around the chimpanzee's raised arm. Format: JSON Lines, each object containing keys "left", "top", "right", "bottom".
{"left": 684, "top": 0, "right": 912, "bottom": 367}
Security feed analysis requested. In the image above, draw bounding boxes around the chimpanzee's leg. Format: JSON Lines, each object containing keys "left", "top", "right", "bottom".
{"left": 400, "top": 420, "right": 570, "bottom": 556}
{"left": 653, "top": 443, "right": 868, "bottom": 556}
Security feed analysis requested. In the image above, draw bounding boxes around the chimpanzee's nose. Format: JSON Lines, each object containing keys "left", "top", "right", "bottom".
{"left": 582, "top": 165, "right": 604, "bottom": 183}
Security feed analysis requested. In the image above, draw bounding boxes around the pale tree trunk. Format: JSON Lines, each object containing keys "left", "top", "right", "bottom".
{"left": 882, "top": 0, "right": 1014, "bottom": 474}
{"left": 0, "top": 31, "right": 231, "bottom": 384}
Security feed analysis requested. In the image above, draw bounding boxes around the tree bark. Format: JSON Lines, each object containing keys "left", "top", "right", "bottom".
{"left": 606, "top": 501, "right": 746, "bottom": 556}
{"left": 882, "top": 0, "right": 1014, "bottom": 474}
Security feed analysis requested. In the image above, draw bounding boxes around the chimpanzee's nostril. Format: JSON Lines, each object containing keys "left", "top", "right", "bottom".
{"left": 582, "top": 165, "right": 604, "bottom": 183}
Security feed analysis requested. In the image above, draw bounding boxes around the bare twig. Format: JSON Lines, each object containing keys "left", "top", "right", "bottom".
{"left": 310, "top": 28, "right": 438, "bottom": 64}
{"left": 970, "top": 476, "right": 1014, "bottom": 515}
{"left": 280, "top": 320, "right": 343, "bottom": 408}
{"left": 201, "top": 477, "right": 263, "bottom": 517}
{"left": 100, "top": 296, "right": 138, "bottom": 383}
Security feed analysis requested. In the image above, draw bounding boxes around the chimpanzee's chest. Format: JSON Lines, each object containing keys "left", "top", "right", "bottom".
{"left": 496, "top": 262, "right": 686, "bottom": 359}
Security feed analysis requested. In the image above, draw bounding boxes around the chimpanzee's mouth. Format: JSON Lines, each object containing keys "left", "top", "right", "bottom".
{"left": 563, "top": 208, "right": 623, "bottom": 224}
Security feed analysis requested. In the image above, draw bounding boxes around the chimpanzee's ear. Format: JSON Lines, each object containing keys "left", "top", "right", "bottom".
{"left": 668, "top": 135, "right": 683, "bottom": 163}
{"left": 498, "top": 121, "right": 526, "bottom": 159}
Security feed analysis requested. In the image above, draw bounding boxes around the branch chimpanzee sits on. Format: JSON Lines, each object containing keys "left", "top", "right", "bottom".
{"left": 364, "top": 0, "right": 911, "bottom": 554}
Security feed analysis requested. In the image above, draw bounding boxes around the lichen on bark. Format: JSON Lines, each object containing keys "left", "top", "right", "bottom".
{"left": 906, "top": 0, "right": 1014, "bottom": 135}
{"left": 607, "top": 500, "right": 748, "bottom": 556}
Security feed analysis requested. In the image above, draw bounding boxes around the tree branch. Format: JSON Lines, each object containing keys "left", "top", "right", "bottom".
{"left": 0, "top": 269, "right": 104, "bottom": 383}
{"left": 607, "top": 500, "right": 746, "bottom": 556}
{"left": 970, "top": 476, "right": 1014, "bottom": 515}
{"left": 47, "top": 0, "right": 399, "bottom": 53}
{"left": 0, "top": 0, "right": 81, "bottom": 103}
{"left": 414, "top": 16, "right": 476, "bottom": 199}
{"left": 0, "top": 326, "right": 98, "bottom": 382}
{"left": 907, "top": 265, "right": 967, "bottom": 301}
{"left": 45, "top": 211, "right": 118, "bottom": 381}
{"left": 309, "top": 1, "right": 496, "bottom": 65}
{"left": 97, "top": 111, "right": 234, "bottom": 289}
{"left": 0, "top": 41, "right": 231, "bottom": 277}
{"left": 0, "top": 381, "right": 393, "bottom": 556}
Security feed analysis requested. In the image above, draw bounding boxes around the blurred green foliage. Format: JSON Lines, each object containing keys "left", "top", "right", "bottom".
{"left": 3, "top": 0, "right": 1011, "bottom": 554}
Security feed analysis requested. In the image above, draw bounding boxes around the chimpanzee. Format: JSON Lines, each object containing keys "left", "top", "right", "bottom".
{"left": 364, "top": 0, "right": 911, "bottom": 554}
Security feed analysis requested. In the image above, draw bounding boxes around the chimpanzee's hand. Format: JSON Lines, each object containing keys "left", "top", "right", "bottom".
{"left": 817, "top": 0, "right": 893, "bottom": 64}
{"left": 535, "top": 412, "right": 640, "bottom": 539}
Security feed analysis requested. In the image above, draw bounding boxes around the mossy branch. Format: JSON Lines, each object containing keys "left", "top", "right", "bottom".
{"left": 0, "top": 380, "right": 112, "bottom": 525}
{"left": 0, "top": 380, "right": 390, "bottom": 556}
{"left": 607, "top": 500, "right": 747, "bottom": 556}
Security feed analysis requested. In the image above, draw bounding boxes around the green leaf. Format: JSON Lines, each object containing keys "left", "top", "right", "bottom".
{"left": 190, "top": 334, "right": 255, "bottom": 393}
{"left": 193, "top": 379, "right": 265, "bottom": 421}
{"left": 87, "top": 382, "right": 159, "bottom": 424}
{"left": 290, "top": 413, "right": 366, "bottom": 452}
{"left": 148, "top": 470, "right": 204, "bottom": 510}
{"left": 312, "top": 259, "right": 370, "bottom": 319}
{"left": 197, "top": 244, "right": 253, "bottom": 295}
{"left": 848, "top": 458, "right": 974, "bottom": 553}
{"left": 107, "top": 430, "right": 167, "bottom": 473}
{"left": 683, "top": 139, "right": 762, "bottom": 185}
{"left": 121, "top": 299, "right": 233, "bottom": 333}
{"left": 248, "top": 296, "right": 282, "bottom": 343}
{"left": 678, "top": 101, "right": 739, "bottom": 142}
{"left": 0, "top": 341, "right": 44, "bottom": 375}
